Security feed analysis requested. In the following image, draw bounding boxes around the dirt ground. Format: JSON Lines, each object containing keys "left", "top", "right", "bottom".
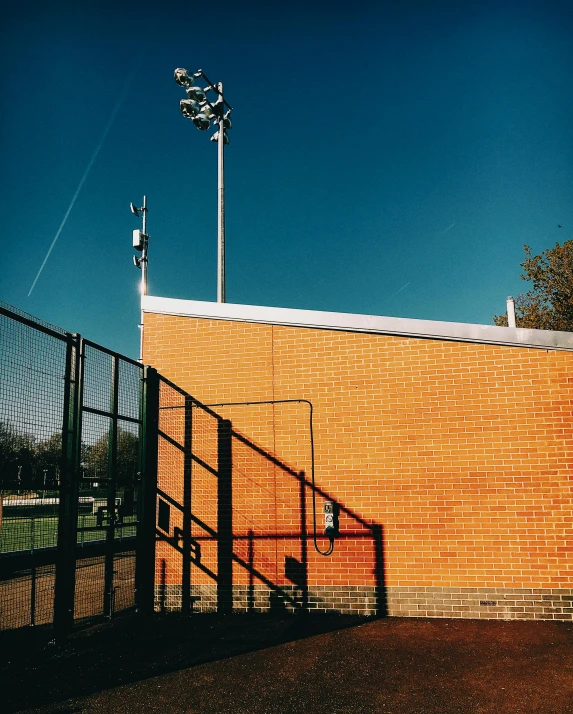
{"left": 2, "top": 613, "right": 573, "bottom": 714}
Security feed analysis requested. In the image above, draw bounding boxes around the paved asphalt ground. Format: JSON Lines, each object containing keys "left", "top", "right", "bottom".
{"left": 2, "top": 614, "right": 573, "bottom": 714}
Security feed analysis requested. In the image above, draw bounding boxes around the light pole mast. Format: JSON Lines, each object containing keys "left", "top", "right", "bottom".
{"left": 217, "top": 83, "right": 225, "bottom": 303}
{"left": 174, "top": 67, "right": 232, "bottom": 303}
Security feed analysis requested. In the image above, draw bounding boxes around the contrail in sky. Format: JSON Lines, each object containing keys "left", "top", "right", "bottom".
{"left": 389, "top": 281, "right": 411, "bottom": 298}
{"left": 28, "top": 61, "right": 141, "bottom": 297}
{"left": 439, "top": 221, "right": 456, "bottom": 235}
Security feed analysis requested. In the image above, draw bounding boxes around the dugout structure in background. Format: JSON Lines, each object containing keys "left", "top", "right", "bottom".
{"left": 143, "top": 295, "right": 573, "bottom": 621}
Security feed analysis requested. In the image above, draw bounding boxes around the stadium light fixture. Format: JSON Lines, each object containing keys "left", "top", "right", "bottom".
{"left": 210, "top": 130, "right": 229, "bottom": 145}
{"left": 174, "top": 68, "right": 193, "bottom": 87}
{"left": 180, "top": 99, "right": 201, "bottom": 119}
{"left": 185, "top": 86, "right": 207, "bottom": 103}
{"left": 192, "top": 113, "right": 210, "bottom": 130}
{"left": 174, "top": 67, "right": 233, "bottom": 303}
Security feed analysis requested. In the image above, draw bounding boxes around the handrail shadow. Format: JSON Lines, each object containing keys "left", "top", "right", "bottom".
{"left": 155, "top": 379, "right": 387, "bottom": 619}
{"left": 3, "top": 379, "right": 388, "bottom": 713}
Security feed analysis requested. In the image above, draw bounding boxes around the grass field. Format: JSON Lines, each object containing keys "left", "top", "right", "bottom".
{"left": 0, "top": 514, "right": 137, "bottom": 554}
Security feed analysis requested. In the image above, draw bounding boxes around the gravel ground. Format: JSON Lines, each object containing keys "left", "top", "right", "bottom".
{"left": 2, "top": 613, "right": 573, "bottom": 714}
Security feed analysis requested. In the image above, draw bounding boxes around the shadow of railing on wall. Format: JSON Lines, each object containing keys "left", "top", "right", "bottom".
{"left": 155, "top": 377, "right": 386, "bottom": 618}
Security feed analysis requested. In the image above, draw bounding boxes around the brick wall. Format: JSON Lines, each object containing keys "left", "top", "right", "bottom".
{"left": 144, "top": 312, "right": 573, "bottom": 620}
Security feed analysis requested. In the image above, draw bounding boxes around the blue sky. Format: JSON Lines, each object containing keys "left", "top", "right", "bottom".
{"left": 1, "top": 0, "right": 572, "bottom": 359}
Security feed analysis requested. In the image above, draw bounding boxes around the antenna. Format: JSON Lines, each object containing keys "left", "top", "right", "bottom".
{"left": 130, "top": 195, "right": 149, "bottom": 361}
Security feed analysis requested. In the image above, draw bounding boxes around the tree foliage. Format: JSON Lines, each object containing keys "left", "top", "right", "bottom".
{"left": 35, "top": 433, "right": 63, "bottom": 479}
{"left": 83, "top": 428, "right": 139, "bottom": 486}
{"left": 0, "top": 421, "right": 37, "bottom": 486}
{"left": 494, "top": 240, "right": 573, "bottom": 331}
{"left": 0, "top": 420, "right": 139, "bottom": 489}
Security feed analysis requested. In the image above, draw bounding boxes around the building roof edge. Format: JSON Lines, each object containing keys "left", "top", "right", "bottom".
{"left": 141, "top": 295, "right": 573, "bottom": 351}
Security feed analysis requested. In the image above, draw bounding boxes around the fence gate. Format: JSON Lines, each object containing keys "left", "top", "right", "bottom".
{"left": 0, "top": 303, "right": 158, "bottom": 636}
{"left": 69, "top": 339, "right": 144, "bottom": 627}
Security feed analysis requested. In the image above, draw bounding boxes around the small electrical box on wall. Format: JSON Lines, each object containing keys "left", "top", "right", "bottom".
{"left": 324, "top": 501, "right": 339, "bottom": 538}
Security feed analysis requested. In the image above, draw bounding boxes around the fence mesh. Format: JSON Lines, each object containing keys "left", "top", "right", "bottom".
{"left": 73, "top": 342, "right": 142, "bottom": 624}
{"left": 0, "top": 301, "right": 69, "bottom": 336}
{"left": 0, "top": 304, "right": 69, "bottom": 630}
{"left": 74, "top": 556, "right": 106, "bottom": 621}
{"left": 1, "top": 305, "right": 145, "bottom": 634}
{"left": 0, "top": 564, "right": 56, "bottom": 630}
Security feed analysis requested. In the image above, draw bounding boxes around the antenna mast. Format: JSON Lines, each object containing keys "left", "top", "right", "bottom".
{"left": 130, "top": 195, "right": 149, "bottom": 362}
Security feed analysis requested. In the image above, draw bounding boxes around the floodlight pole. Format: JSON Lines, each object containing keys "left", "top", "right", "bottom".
{"left": 175, "top": 68, "right": 231, "bottom": 303}
{"left": 217, "top": 83, "right": 226, "bottom": 303}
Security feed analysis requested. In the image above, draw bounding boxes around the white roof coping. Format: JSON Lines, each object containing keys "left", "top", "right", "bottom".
{"left": 142, "top": 295, "right": 573, "bottom": 352}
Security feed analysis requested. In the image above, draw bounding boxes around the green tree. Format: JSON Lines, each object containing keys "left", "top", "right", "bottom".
{"left": 35, "top": 432, "right": 63, "bottom": 487}
{"left": 0, "top": 420, "right": 36, "bottom": 487}
{"left": 494, "top": 240, "right": 573, "bottom": 331}
{"left": 83, "top": 428, "right": 139, "bottom": 486}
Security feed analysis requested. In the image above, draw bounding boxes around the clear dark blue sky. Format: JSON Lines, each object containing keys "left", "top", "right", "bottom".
{"left": 1, "top": 0, "right": 572, "bottom": 359}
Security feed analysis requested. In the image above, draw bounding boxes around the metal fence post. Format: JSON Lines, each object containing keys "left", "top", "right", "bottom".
{"left": 135, "top": 366, "right": 159, "bottom": 614}
{"left": 103, "top": 355, "right": 119, "bottom": 619}
{"left": 181, "top": 395, "right": 193, "bottom": 614}
{"left": 217, "top": 419, "right": 233, "bottom": 614}
{"left": 54, "top": 334, "right": 83, "bottom": 637}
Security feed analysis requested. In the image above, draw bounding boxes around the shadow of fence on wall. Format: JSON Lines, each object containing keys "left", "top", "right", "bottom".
{"left": 154, "top": 377, "right": 386, "bottom": 618}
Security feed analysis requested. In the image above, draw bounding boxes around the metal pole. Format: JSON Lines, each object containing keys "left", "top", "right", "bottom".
{"left": 135, "top": 366, "right": 159, "bottom": 615}
{"left": 506, "top": 296, "right": 516, "bottom": 328}
{"left": 139, "top": 196, "right": 148, "bottom": 362}
{"left": 104, "top": 354, "right": 119, "bottom": 620}
{"left": 217, "top": 83, "right": 226, "bottom": 303}
{"left": 141, "top": 195, "right": 148, "bottom": 297}
{"left": 54, "top": 334, "right": 83, "bottom": 638}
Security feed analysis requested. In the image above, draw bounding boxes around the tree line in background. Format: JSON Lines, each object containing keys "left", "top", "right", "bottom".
{"left": 494, "top": 239, "right": 573, "bottom": 331}
{"left": 0, "top": 420, "right": 139, "bottom": 490}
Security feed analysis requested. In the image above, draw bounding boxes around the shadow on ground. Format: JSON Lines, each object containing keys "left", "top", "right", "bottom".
{"left": 4, "top": 614, "right": 573, "bottom": 714}
{"left": 1, "top": 612, "right": 369, "bottom": 713}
